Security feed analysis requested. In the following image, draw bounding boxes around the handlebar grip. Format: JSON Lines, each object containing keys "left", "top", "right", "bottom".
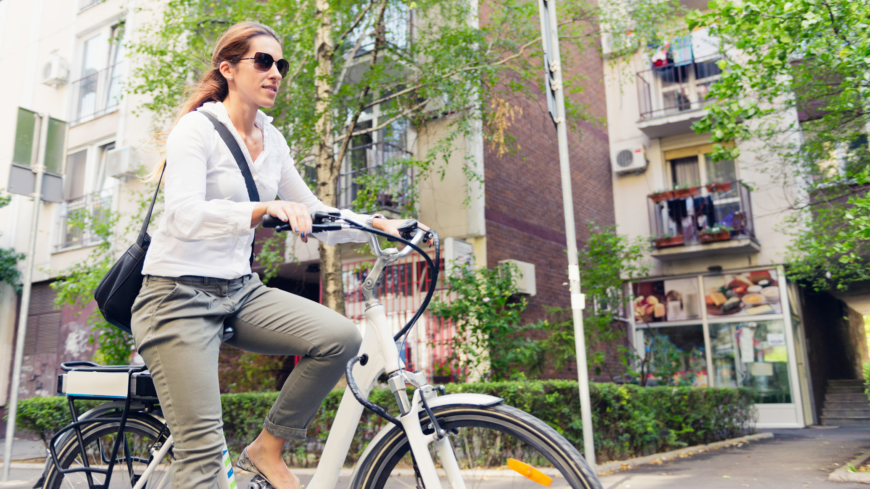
{"left": 262, "top": 215, "right": 284, "bottom": 228}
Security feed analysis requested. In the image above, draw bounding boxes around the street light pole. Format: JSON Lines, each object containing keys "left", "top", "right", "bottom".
{"left": 537, "top": 0, "right": 596, "bottom": 469}
{"left": 2, "top": 113, "right": 48, "bottom": 482}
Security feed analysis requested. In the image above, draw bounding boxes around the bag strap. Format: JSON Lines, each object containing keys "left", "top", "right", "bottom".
{"left": 201, "top": 111, "right": 260, "bottom": 266}
{"left": 136, "top": 164, "right": 166, "bottom": 247}
{"left": 201, "top": 112, "right": 260, "bottom": 202}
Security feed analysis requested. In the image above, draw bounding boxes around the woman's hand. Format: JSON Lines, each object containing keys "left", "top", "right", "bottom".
{"left": 253, "top": 201, "right": 312, "bottom": 242}
{"left": 372, "top": 218, "right": 432, "bottom": 247}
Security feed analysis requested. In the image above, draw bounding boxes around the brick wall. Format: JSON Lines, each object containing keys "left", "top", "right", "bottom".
{"left": 483, "top": 40, "right": 616, "bottom": 380}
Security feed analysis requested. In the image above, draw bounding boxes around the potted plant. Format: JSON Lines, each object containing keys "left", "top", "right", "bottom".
{"left": 672, "top": 182, "right": 700, "bottom": 199}
{"left": 652, "top": 233, "right": 685, "bottom": 248}
{"left": 705, "top": 180, "right": 733, "bottom": 193}
{"left": 649, "top": 189, "right": 675, "bottom": 203}
{"left": 432, "top": 360, "right": 455, "bottom": 384}
{"left": 700, "top": 225, "right": 733, "bottom": 243}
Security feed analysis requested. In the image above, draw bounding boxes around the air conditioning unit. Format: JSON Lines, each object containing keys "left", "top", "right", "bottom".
{"left": 444, "top": 237, "right": 474, "bottom": 276}
{"left": 498, "top": 259, "right": 536, "bottom": 296}
{"left": 41, "top": 54, "right": 69, "bottom": 88}
{"left": 105, "top": 147, "right": 139, "bottom": 179}
{"left": 611, "top": 145, "right": 648, "bottom": 174}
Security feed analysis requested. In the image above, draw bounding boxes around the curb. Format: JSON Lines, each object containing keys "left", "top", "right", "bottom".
{"left": 828, "top": 450, "right": 870, "bottom": 483}
{"left": 4, "top": 433, "right": 774, "bottom": 479}
{"left": 594, "top": 432, "right": 774, "bottom": 475}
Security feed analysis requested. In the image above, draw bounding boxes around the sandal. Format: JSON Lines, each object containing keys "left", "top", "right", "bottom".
{"left": 237, "top": 446, "right": 276, "bottom": 488}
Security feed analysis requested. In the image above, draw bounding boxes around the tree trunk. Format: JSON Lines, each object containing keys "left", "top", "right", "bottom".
{"left": 314, "top": 0, "right": 345, "bottom": 316}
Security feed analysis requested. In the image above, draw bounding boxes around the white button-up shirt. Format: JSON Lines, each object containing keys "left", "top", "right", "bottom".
{"left": 142, "top": 101, "right": 374, "bottom": 279}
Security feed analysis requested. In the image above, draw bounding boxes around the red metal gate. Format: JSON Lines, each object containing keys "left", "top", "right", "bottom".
{"left": 321, "top": 249, "right": 456, "bottom": 377}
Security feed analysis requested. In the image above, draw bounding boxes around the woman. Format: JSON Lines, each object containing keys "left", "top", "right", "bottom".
{"left": 132, "top": 21, "right": 423, "bottom": 489}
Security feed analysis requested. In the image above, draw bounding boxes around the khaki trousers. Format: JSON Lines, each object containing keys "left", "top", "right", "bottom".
{"left": 131, "top": 274, "right": 361, "bottom": 489}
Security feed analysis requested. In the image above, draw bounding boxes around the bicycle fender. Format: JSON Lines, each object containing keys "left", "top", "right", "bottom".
{"left": 348, "top": 393, "right": 503, "bottom": 486}
{"left": 37, "top": 401, "right": 165, "bottom": 480}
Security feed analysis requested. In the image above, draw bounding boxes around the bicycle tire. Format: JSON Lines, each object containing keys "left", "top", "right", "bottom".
{"left": 38, "top": 411, "right": 172, "bottom": 489}
{"left": 351, "top": 403, "right": 602, "bottom": 489}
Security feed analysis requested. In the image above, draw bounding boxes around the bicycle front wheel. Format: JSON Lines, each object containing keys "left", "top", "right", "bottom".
{"left": 352, "top": 403, "right": 601, "bottom": 489}
{"left": 38, "top": 412, "right": 173, "bottom": 489}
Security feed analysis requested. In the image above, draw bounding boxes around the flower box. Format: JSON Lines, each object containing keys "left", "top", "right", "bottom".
{"left": 672, "top": 186, "right": 700, "bottom": 199}
{"left": 655, "top": 235, "right": 685, "bottom": 248}
{"left": 706, "top": 181, "right": 732, "bottom": 193}
{"left": 700, "top": 231, "right": 731, "bottom": 243}
{"left": 650, "top": 191, "right": 675, "bottom": 203}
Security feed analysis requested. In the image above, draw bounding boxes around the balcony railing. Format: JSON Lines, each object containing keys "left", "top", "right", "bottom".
{"left": 637, "top": 56, "right": 722, "bottom": 121}
{"left": 57, "top": 191, "right": 113, "bottom": 251}
{"left": 337, "top": 142, "right": 414, "bottom": 214}
{"left": 647, "top": 180, "right": 755, "bottom": 252}
{"left": 79, "top": 0, "right": 101, "bottom": 11}
{"left": 70, "top": 63, "right": 123, "bottom": 124}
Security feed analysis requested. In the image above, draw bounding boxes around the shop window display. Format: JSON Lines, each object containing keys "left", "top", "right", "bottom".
{"left": 635, "top": 325, "right": 707, "bottom": 386}
{"left": 709, "top": 320, "right": 791, "bottom": 403}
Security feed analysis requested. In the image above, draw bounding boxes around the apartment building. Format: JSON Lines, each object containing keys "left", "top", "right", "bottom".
{"left": 0, "top": 0, "right": 615, "bottom": 416}
{"left": 603, "top": 24, "right": 869, "bottom": 427}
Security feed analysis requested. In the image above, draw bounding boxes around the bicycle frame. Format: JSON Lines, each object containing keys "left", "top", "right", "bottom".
{"left": 57, "top": 220, "right": 503, "bottom": 489}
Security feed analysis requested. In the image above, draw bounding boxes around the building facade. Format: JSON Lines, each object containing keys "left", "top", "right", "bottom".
{"left": 603, "top": 24, "right": 869, "bottom": 427}
{"left": 0, "top": 0, "right": 617, "bottom": 420}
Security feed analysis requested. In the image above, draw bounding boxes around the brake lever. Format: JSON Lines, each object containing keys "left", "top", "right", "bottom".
{"left": 388, "top": 219, "right": 418, "bottom": 242}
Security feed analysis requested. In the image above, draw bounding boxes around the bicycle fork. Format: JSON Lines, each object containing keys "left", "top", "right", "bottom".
{"left": 397, "top": 388, "right": 466, "bottom": 489}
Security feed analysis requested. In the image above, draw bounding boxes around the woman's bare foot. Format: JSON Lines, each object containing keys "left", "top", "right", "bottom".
{"left": 246, "top": 430, "right": 300, "bottom": 489}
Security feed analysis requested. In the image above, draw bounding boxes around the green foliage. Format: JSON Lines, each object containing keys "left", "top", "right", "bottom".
{"left": 864, "top": 361, "right": 870, "bottom": 403}
{"left": 521, "top": 224, "right": 650, "bottom": 380}
{"left": 129, "top": 0, "right": 684, "bottom": 212}
{"left": 0, "top": 192, "right": 24, "bottom": 293}
{"left": 16, "top": 380, "right": 755, "bottom": 464}
{"left": 686, "top": 0, "right": 870, "bottom": 291}
{"left": 429, "top": 263, "right": 528, "bottom": 381}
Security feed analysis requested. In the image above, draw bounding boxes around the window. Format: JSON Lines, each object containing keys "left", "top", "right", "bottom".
{"left": 635, "top": 325, "right": 708, "bottom": 386}
{"left": 23, "top": 284, "right": 61, "bottom": 356}
{"left": 71, "top": 23, "right": 125, "bottom": 124}
{"left": 709, "top": 320, "right": 792, "bottom": 403}
{"left": 57, "top": 142, "right": 115, "bottom": 251}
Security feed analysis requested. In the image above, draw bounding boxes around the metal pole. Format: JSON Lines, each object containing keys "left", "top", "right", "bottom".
{"left": 2, "top": 113, "right": 48, "bottom": 481}
{"left": 538, "top": 0, "right": 596, "bottom": 468}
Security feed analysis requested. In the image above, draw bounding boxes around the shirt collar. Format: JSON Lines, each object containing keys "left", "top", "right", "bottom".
{"left": 198, "top": 101, "right": 274, "bottom": 128}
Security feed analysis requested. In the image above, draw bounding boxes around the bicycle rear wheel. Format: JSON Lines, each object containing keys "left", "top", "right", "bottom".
{"left": 38, "top": 412, "right": 173, "bottom": 489}
{"left": 352, "top": 403, "right": 601, "bottom": 489}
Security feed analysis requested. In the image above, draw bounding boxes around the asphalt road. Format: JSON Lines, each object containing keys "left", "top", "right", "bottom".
{"left": 2, "top": 427, "right": 869, "bottom": 488}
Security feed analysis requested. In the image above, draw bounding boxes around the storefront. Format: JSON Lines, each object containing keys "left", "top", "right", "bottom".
{"left": 631, "top": 266, "right": 808, "bottom": 427}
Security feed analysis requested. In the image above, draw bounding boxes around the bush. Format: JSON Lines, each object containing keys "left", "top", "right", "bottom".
{"left": 15, "top": 381, "right": 755, "bottom": 465}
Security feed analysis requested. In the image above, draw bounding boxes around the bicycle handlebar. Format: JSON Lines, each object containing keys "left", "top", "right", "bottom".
{"left": 262, "top": 211, "right": 440, "bottom": 342}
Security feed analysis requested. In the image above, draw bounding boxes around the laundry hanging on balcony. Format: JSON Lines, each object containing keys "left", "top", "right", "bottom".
{"left": 672, "top": 35, "right": 693, "bottom": 66}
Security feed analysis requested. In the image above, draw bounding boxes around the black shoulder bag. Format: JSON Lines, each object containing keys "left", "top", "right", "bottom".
{"left": 95, "top": 112, "right": 260, "bottom": 334}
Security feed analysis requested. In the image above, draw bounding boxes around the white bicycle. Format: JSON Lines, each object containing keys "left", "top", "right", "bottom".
{"left": 37, "top": 213, "right": 602, "bottom": 489}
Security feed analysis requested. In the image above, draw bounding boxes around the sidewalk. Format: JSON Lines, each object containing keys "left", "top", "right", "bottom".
{"left": 0, "top": 438, "right": 45, "bottom": 464}
{"left": 598, "top": 427, "right": 870, "bottom": 488}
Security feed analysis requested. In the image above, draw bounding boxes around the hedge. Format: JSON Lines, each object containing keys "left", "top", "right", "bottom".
{"left": 15, "top": 380, "right": 755, "bottom": 465}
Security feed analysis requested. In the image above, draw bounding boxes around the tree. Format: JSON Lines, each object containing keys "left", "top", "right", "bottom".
{"left": 0, "top": 193, "right": 25, "bottom": 293}
{"left": 687, "top": 0, "right": 870, "bottom": 291}
{"left": 130, "top": 0, "right": 680, "bottom": 314}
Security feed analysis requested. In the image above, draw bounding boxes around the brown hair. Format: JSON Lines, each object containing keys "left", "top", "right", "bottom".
{"left": 148, "top": 21, "right": 281, "bottom": 180}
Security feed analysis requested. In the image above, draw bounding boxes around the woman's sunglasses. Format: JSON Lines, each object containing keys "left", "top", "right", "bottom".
{"left": 239, "top": 52, "right": 289, "bottom": 78}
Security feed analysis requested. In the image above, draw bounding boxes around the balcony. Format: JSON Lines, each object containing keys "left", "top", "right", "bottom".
{"left": 337, "top": 142, "right": 414, "bottom": 216}
{"left": 636, "top": 56, "right": 722, "bottom": 138}
{"left": 56, "top": 190, "right": 113, "bottom": 251}
{"left": 647, "top": 180, "right": 760, "bottom": 261}
{"left": 70, "top": 63, "right": 123, "bottom": 125}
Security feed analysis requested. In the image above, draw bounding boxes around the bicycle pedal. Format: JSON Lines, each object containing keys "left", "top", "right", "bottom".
{"left": 247, "top": 475, "right": 275, "bottom": 489}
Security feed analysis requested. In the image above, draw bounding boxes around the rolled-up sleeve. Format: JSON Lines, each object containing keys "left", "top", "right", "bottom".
{"left": 163, "top": 113, "right": 258, "bottom": 241}
{"left": 276, "top": 150, "right": 373, "bottom": 245}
